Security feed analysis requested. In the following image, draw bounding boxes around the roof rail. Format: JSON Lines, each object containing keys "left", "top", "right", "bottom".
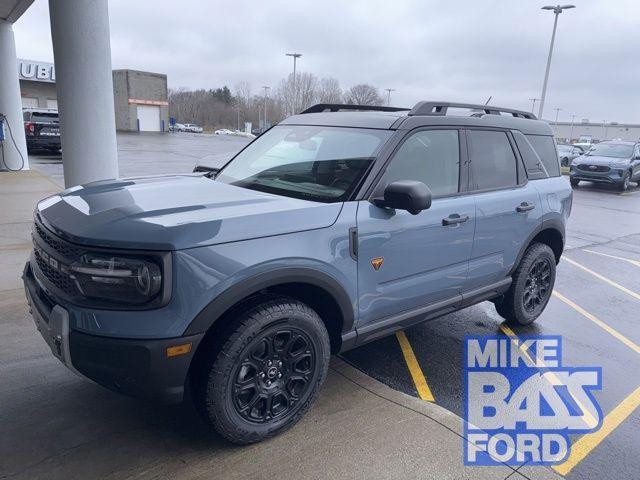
{"left": 300, "top": 104, "right": 410, "bottom": 114}
{"left": 408, "top": 101, "right": 537, "bottom": 120}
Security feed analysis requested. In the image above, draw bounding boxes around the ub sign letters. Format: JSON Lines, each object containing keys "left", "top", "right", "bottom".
{"left": 464, "top": 336, "right": 602, "bottom": 466}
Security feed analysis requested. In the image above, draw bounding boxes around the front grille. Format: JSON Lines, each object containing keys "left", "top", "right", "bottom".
{"left": 578, "top": 164, "right": 610, "bottom": 173}
{"left": 34, "top": 222, "right": 83, "bottom": 259}
{"left": 34, "top": 248, "right": 77, "bottom": 296}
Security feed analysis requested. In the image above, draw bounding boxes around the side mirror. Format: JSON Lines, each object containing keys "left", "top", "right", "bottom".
{"left": 374, "top": 180, "right": 432, "bottom": 215}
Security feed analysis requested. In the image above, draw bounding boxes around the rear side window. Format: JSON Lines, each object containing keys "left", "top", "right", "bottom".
{"left": 512, "top": 131, "right": 548, "bottom": 180}
{"left": 468, "top": 130, "right": 517, "bottom": 190}
{"left": 526, "top": 135, "right": 560, "bottom": 177}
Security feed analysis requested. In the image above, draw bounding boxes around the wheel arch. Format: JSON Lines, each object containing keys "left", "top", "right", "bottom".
{"left": 184, "top": 267, "right": 355, "bottom": 354}
{"left": 510, "top": 221, "right": 565, "bottom": 276}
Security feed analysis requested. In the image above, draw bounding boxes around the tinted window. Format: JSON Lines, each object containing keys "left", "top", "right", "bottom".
{"left": 512, "top": 131, "right": 547, "bottom": 180}
{"left": 31, "top": 112, "right": 59, "bottom": 124}
{"left": 468, "top": 130, "right": 517, "bottom": 189}
{"left": 526, "top": 135, "right": 560, "bottom": 177}
{"left": 384, "top": 130, "right": 460, "bottom": 196}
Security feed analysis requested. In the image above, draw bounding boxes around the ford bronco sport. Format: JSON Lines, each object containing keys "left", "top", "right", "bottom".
{"left": 23, "top": 101, "right": 571, "bottom": 444}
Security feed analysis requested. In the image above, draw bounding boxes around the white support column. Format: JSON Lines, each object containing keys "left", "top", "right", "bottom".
{"left": 0, "top": 20, "right": 29, "bottom": 171}
{"left": 49, "top": 0, "right": 118, "bottom": 187}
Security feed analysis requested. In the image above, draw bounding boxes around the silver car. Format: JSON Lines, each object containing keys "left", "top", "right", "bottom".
{"left": 557, "top": 144, "right": 584, "bottom": 167}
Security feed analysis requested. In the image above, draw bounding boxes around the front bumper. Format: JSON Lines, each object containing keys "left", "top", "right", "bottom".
{"left": 569, "top": 165, "right": 625, "bottom": 184}
{"left": 23, "top": 262, "right": 203, "bottom": 404}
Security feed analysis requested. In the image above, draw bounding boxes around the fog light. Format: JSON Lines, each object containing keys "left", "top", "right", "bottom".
{"left": 166, "top": 343, "right": 192, "bottom": 358}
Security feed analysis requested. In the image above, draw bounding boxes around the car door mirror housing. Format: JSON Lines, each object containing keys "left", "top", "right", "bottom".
{"left": 374, "top": 180, "right": 432, "bottom": 215}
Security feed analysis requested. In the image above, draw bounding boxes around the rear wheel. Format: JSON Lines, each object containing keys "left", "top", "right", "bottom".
{"left": 192, "top": 297, "right": 330, "bottom": 444}
{"left": 561, "top": 157, "right": 569, "bottom": 167}
{"left": 495, "top": 243, "right": 556, "bottom": 326}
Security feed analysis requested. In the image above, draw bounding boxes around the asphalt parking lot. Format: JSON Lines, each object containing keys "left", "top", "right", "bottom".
{"left": 20, "top": 134, "right": 640, "bottom": 479}
{"left": 343, "top": 183, "right": 640, "bottom": 480}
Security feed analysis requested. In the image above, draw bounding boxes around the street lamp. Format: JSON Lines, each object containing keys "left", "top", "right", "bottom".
{"left": 569, "top": 114, "right": 576, "bottom": 141}
{"left": 529, "top": 98, "right": 540, "bottom": 114}
{"left": 262, "top": 85, "right": 270, "bottom": 132}
{"left": 385, "top": 88, "right": 396, "bottom": 106}
{"left": 538, "top": 4, "right": 575, "bottom": 119}
{"left": 553, "top": 107, "right": 562, "bottom": 136}
{"left": 285, "top": 53, "right": 302, "bottom": 115}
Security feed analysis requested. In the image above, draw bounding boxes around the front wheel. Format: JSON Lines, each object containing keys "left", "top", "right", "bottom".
{"left": 570, "top": 178, "right": 580, "bottom": 187}
{"left": 496, "top": 243, "right": 556, "bottom": 326}
{"left": 193, "top": 297, "right": 330, "bottom": 444}
{"left": 618, "top": 171, "right": 630, "bottom": 191}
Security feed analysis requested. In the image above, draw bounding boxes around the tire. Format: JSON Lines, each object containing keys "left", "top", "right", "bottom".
{"left": 192, "top": 297, "right": 330, "bottom": 444}
{"left": 495, "top": 243, "right": 556, "bottom": 326}
{"left": 618, "top": 171, "right": 630, "bottom": 191}
{"left": 561, "top": 157, "right": 569, "bottom": 167}
{"left": 570, "top": 178, "right": 580, "bottom": 187}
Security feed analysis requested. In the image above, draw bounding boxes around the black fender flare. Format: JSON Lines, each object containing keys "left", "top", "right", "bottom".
{"left": 508, "top": 219, "right": 565, "bottom": 277}
{"left": 184, "top": 267, "right": 355, "bottom": 336}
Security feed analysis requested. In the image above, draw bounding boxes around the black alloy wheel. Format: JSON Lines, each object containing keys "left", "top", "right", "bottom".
{"left": 231, "top": 326, "right": 316, "bottom": 424}
{"left": 523, "top": 258, "right": 552, "bottom": 313}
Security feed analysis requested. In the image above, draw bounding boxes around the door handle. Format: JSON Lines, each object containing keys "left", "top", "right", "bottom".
{"left": 442, "top": 213, "right": 469, "bottom": 226}
{"left": 516, "top": 202, "right": 535, "bottom": 213}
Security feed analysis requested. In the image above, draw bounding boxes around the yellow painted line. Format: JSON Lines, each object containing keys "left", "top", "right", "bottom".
{"left": 395, "top": 330, "right": 435, "bottom": 402}
{"left": 499, "top": 324, "right": 598, "bottom": 429}
{"left": 582, "top": 248, "right": 640, "bottom": 268}
{"left": 553, "top": 386, "right": 640, "bottom": 476}
{"left": 553, "top": 291, "right": 640, "bottom": 355}
{"left": 563, "top": 256, "right": 640, "bottom": 302}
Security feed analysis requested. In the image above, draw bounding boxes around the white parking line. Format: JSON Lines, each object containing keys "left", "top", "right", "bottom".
{"left": 582, "top": 248, "right": 640, "bottom": 268}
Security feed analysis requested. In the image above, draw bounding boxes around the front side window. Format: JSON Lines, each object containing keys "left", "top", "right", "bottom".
{"left": 469, "top": 130, "right": 517, "bottom": 190}
{"left": 383, "top": 129, "right": 460, "bottom": 196}
{"left": 217, "top": 125, "right": 391, "bottom": 202}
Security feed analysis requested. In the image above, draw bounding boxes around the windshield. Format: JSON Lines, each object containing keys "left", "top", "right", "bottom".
{"left": 586, "top": 143, "right": 634, "bottom": 158}
{"left": 217, "top": 125, "right": 392, "bottom": 202}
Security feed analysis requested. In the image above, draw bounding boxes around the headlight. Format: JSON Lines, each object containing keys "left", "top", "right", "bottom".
{"left": 70, "top": 253, "right": 163, "bottom": 305}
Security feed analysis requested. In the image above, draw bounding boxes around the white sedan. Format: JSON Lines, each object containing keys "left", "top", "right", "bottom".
{"left": 182, "top": 123, "right": 203, "bottom": 133}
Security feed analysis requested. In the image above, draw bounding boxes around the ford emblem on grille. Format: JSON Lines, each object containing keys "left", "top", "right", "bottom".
{"left": 589, "top": 165, "right": 597, "bottom": 170}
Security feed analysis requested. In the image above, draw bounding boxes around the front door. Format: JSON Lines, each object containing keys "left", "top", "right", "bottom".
{"left": 356, "top": 128, "right": 475, "bottom": 332}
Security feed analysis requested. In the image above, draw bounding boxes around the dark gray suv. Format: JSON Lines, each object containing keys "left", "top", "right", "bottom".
{"left": 570, "top": 141, "right": 640, "bottom": 191}
{"left": 24, "top": 101, "right": 571, "bottom": 444}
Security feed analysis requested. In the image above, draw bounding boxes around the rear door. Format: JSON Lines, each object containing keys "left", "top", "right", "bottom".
{"left": 356, "top": 128, "right": 475, "bottom": 331}
{"left": 465, "top": 129, "right": 542, "bottom": 292}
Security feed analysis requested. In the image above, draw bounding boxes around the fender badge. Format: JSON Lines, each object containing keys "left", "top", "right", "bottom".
{"left": 371, "top": 257, "right": 384, "bottom": 271}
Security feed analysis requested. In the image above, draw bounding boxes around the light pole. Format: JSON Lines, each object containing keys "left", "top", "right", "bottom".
{"left": 538, "top": 4, "right": 575, "bottom": 119}
{"left": 385, "top": 88, "right": 396, "bottom": 106}
{"left": 262, "top": 85, "right": 270, "bottom": 131}
{"left": 529, "top": 98, "right": 540, "bottom": 114}
{"left": 569, "top": 114, "right": 576, "bottom": 141}
{"left": 285, "top": 53, "right": 302, "bottom": 115}
{"left": 602, "top": 120, "right": 608, "bottom": 140}
{"left": 553, "top": 107, "right": 562, "bottom": 136}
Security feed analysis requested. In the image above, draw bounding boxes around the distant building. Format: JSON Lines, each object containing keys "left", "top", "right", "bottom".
{"left": 551, "top": 120, "right": 640, "bottom": 143}
{"left": 18, "top": 59, "right": 168, "bottom": 132}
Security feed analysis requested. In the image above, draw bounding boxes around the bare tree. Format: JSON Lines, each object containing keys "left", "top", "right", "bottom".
{"left": 344, "top": 84, "right": 383, "bottom": 106}
{"left": 317, "top": 77, "right": 342, "bottom": 104}
{"left": 276, "top": 72, "right": 318, "bottom": 115}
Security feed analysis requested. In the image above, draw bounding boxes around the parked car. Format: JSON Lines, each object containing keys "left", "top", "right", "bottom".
{"left": 23, "top": 108, "right": 60, "bottom": 153}
{"left": 24, "top": 101, "right": 570, "bottom": 444}
{"left": 214, "top": 128, "right": 234, "bottom": 135}
{"left": 570, "top": 141, "right": 640, "bottom": 191}
{"left": 183, "top": 123, "right": 203, "bottom": 133}
{"left": 557, "top": 144, "right": 584, "bottom": 167}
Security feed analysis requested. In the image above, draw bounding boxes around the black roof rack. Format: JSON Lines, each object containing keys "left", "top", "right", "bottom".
{"left": 300, "top": 104, "right": 410, "bottom": 114}
{"left": 408, "top": 101, "right": 537, "bottom": 120}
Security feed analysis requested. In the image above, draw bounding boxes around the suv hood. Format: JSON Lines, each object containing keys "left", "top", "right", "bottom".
{"left": 36, "top": 175, "right": 342, "bottom": 250}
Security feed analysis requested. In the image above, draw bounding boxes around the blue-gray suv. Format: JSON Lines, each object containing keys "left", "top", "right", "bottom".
{"left": 569, "top": 140, "right": 640, "bottom": 191}
{"left": 23, "top": 101, "right": 571, "bottom": 444}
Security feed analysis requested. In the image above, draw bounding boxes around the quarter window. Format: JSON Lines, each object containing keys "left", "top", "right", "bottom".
{"left": 526, "top": 135, "right": 560, "bottom": 177}
{"left": 384, "top": 130, "right": 460, "bottom": 196}
{"left": 468, "top": 130, "right": 517, "bottom": 190}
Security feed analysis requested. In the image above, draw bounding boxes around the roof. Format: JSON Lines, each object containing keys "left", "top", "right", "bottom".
{"left": 281, "top": 109, "right": 553, "bottom": 136}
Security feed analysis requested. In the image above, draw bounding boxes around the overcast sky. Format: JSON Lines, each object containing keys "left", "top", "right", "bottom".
{"left": 12, "top": 0, "right": 640, "bottom": 123}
